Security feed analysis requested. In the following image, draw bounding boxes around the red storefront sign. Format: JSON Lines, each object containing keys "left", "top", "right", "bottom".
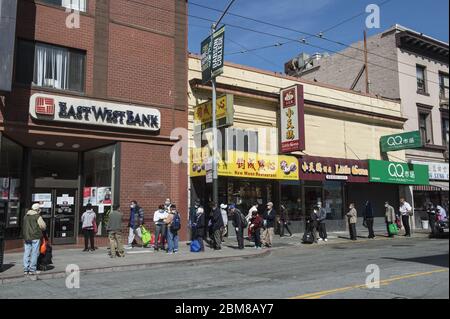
{"left": 280, "top": 84, "right": 305, "bottom": 153}
{"left": 299, "top": 156, "right": 369, "bottom": 183}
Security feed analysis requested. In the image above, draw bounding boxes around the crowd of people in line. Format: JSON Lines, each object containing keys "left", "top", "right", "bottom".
{"left": 21, "top": 196, "right": 448, "bottom": 276}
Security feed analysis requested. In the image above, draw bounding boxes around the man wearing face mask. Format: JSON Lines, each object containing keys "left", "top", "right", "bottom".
{"left": 188, "top": 199, "right": 201, "bottom": 244}
{"left": 385, "top": 201, "right": 396, "bottom": 238}
{"left": 316, "top": 202, "right": 328, "bottom": 242}
{"left": 127, "top": 200, "right": 144, "bottom": 249}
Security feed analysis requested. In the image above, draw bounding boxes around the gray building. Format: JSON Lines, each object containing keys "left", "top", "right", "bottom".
{"left": 285, "top": 25, "right": 449, "bottom": 227}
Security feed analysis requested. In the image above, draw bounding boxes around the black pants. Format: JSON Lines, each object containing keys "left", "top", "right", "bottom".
{"left": 280, "top": 221, "right": 292, "bottom": 237}
{"left": 402, "top": 215, "right": 411, "bottom": 236}
{"left": 254, "top": 229, "right": 261, "bottom": 247}
{"left": 349, "top": 223, "right": 357, "bottom": 240}
{"left": 236, "top": 228, "right": 244, "bottom": 249}
{"left": 318, "top": 223, "right": 327, "bottom": 239}
{"left": 83, "top": 229, "right": 95, "bottom": 250}
{"left": 428, "top": 214, "right": 436, "bottom": 236}
{"left": 365, "top": 218, "right": 375, "bottom": 238}
{"left": 196, "top": 235, "right": 205, "bottom": 251}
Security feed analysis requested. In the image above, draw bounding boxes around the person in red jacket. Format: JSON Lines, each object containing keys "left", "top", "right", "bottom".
{"left": 249, "top": 210, "right": 263, "bottom": 249}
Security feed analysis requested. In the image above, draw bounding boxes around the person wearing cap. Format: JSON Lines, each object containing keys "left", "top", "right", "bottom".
{"left": 22, "top": 203, "right": 46, "bottom": 276}
{"left": 262, "top": 202, "right": 276, "bottom": 248}
{"left": 230, "top": 204, "right": 246, "bottom": 249}
{"left": 220, "top": 203, "right": 228, "bottom": 241}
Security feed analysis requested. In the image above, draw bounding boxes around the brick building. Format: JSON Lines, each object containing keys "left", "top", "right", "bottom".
{"left": 0, "top": 0, "right": 188, "bottom": 250}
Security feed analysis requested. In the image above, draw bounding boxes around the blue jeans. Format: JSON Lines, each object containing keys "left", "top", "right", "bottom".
{"left": 23, "top": 240, "right": 40, "bottom": 272}
{"left": 167, "top": 230, "right": 179, "bottom": 252}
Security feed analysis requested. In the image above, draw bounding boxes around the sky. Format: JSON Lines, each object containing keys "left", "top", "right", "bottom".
{"left": 188, "top": 0, "right": 450, "bottom": 72}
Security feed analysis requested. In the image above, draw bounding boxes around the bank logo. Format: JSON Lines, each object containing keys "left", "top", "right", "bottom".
{"left": 35, "top": 97, "right": 55, "bottom": 116}
{"left": 387, "top": 136, "right": 403, "bottom": 147}
{"left": 388, "top": 163, "right": 405, "bottom": 178}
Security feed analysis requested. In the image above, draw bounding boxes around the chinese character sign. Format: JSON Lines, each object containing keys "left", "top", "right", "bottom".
{"left": 280, "top": 85, "right": 305, "bottom": 153}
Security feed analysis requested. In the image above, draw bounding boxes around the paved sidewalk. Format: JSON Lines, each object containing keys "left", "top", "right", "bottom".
{"left": 0, "top": 228, "right": 432, "bottom": 284}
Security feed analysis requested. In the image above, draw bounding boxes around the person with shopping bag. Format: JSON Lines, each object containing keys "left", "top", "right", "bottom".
{"left": 385, "top": 201, "right": 398, "bottom": 237}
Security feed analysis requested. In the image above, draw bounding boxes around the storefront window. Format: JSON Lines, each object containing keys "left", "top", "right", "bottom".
{"left": 82, "top": 144, "right": 115, "bottom": 237}
{"left": 280, "top": 182, "right": 302, "bottom": 221}
{"left": 323, "top": 181, "right": 343, "bottom": 220}
{"left": 0, "top": 135, "right": 24, "bottom": 239}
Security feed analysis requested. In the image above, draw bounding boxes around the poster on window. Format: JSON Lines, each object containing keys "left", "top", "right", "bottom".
{"left": 9, "top": 178, "right": 20, "bottom": 200}
{"left": 1, "top": 177, "right": 9, "bottom": 200}
{"left": 97, "top": 187, "right": 112, "bottom": 205}
{"left": 83, "top": 187, "right": 97, "bottom": 206}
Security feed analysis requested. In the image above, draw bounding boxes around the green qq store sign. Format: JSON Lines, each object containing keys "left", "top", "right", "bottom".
{"left": 368, "top": 160, "right": 429, "bottom": 185}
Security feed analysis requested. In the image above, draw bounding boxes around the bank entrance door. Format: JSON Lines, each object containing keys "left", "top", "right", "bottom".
{"left": 31, "top": 150, "right": 80, "bottom": 245}
{"left": 31, "top": 188, "right": 78, "bottom": 245}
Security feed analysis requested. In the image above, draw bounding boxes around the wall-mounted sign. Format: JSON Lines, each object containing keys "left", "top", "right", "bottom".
{"left": 30, "top": 93, "right": 161, "bottom": 132}
{"left": 201, "top": 26, "right": 225, "bottom": 84}
{"left": 190, "top": 148, "right": 299, "bottom": 181}
{"left": 411, "top": 161, "right": 449, "bottom": 181}
{"left": 380, "top": 131, "right": 422, "bottom": 152}
{"left": 280, "top": 84, "right": 305, "bottom": 153}
{"left": 193, "top": 94, "right": 234, "bottom": 133}
{"left": 368, "top": 160, "right": 429, "bottom": 185}
{"left": 299, "top": 156, "right": 369, "bottom": 183}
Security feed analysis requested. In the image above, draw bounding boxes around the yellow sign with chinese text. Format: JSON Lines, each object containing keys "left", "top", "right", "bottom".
{"left": 193, "top": 94, "right": 234, "bottom": 131}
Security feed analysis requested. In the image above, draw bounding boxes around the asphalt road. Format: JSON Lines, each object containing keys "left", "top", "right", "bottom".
{"left": 1, "top": 236, "right": 448, "bottom": 299}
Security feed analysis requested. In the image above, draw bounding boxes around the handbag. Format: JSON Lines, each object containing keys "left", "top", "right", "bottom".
{"left": 388, "top": 223, "right": 399, "bottom": 235}
{"left": 92, "top": 217, "right": 98, "bottom": 234}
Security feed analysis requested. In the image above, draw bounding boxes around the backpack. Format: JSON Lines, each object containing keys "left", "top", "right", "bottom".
{"left": 171, "top": 213, "right": 181, "bottom": 232}
{"left": 302, "top": 231, "right": 314, "bottom": 244}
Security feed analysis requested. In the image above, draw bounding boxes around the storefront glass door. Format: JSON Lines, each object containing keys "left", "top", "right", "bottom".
{"left": 31, "top": 188, "right": 78, "bottom": 245}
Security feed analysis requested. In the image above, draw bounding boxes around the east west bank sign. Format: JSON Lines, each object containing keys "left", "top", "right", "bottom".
{"left": 29, "top": 93, "right": 161, "bottom": 132}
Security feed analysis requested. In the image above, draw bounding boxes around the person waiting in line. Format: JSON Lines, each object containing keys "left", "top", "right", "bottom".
{"left": 107, "top": 205, "right": 125, "bottom": 258}
{"left": 311, "top": 206, "right": 320, "bottom": 243}
{"left": 363, "top": 200, "right": 375, "bottom": 239}
{"left": 316, "top": 202, "right": 328, "bottom": 242}
{"left": 230, "top": 204, "right": 246, "bottom": 250}
{"left": 81, "top": 203, "right": 97, "bottom": 252}
{"left": 385, "top": 201, "right": 396, "bottom": 238}
{"left": 346, "top": 203, "right": 358, "bottom": 241}
{"left": 279, "top": 204, "right": 293, "bottom": 237}
{"left": 127, "top": 200, "right": 144, "bottom": 249}
{"left": 153, "top": 204, "right": 169, "bottom": 251}
{"left": 189, "top": 199, "right": 201, "bottom": 244}
{"left": 262, "top": 202, "right": 276, "bottom": 248}
{"left": 399, "top": 198, "right": 412, "bottom": 237}
{"left": 249, "top": 210, "right": 263, "bottom": 249}
{"left": 192, "top": 207, "right": 206, "bottom": 252}
{"left": 165, "top": 204, "right": 180, "bottom": 254}
{"left": 220, "top": 203, "right": 228, "bottom": 242}
{"left": 23, "top": 203, "right": 47, "bottom": 276}
{"left": 246, "top": 203, "right": 259, "bottom": 241}
{"left": 210, "top": 202, "right": 224, "bottom": 250}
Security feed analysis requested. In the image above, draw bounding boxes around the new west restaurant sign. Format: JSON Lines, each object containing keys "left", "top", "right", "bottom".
{"left": 380, "top": 131, "right": 422, "bottom": 152}
{"left": 30, "top": 93, "right": 161, "bottom": 131}
{"left": 368, "top": 160, "right": 429, "bottom": 185}
{"left": 280, "top": 84, "right": 305, "bottom": 153}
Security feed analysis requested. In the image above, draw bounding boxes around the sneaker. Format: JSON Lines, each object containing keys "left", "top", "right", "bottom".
{"left": 29, "top": 271, "right": 41, "bottom": 275}
{"left": 124, "top": 245, "right": 133, "bottom": 250}
{"left": 318, "top": 238, "right": 323, "bottom": 241}
{"left": 167, "top": 251, "right": 174, "bottom": 254}
{"left": 24, "top": 271, "right": 29, "bottom": 276}
{"left": 324, "top": 238, "right": 328, "bottom": 242}
{"left": 83, "top": 248, "right": 89, "bottom": 252}
{"left": 173, "top": 250, "right": 178, "bottom": 254}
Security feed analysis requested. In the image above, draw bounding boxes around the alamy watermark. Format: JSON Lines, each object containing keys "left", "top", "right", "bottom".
{"left": 365, "top": 264, "right": 381, "bottom": 289}
{"left": 366, "top": 4, "right": 381, "bottom": 29}
{"left": 65, "top": 264, "right": 80, "bottom": 289}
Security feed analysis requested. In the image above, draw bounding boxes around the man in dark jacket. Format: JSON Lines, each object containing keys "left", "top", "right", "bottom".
{"left": 107, "top": 206, "right": 124, "bottom": 258}
{"left": 262, "top": 202, "right": 276, "bottom": 248}
{"left": 317, "top": 202, "right": 328, "bottom": 242}
{"left": 230, "top": 204, "right": 245, "bottom": 249}
{"left": 192, "top": 207, "right": 206, "bottom": 252}
{"left": 23, "top": 203, "right": 46, "bottom": 276}
{"left": 127, "top": 200, "right": 144, "bottom": 248}
{"left": 363, "top": 200, "right": 375, "bottom": 239}
{"left": 210, "top": 202, "right": 224, "bottom": 250}
{"left": 188, "top": 199, "right": 201, "bottom": 243}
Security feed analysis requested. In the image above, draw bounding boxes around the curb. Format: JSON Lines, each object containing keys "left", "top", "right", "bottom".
{"left": 0, "top": 249, "right": 270, "bottom": 285}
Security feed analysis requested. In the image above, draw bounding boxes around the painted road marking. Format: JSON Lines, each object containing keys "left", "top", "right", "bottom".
{"left": 290, "top": 268, "right": 449, "bottom": 299}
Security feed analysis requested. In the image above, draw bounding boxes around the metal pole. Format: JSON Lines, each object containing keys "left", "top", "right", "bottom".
{"left": 364, "top": 30, "right": 370, "bottom": 94}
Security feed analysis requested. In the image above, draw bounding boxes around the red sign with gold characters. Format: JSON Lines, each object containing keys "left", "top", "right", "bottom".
{"left": 299, "top": 156, "right": 369, "bottom": 183}
{"left": 280, "top": 84, "right": 305, "bottom": 153}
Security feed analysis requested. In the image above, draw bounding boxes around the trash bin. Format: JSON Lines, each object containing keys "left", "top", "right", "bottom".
{"left": 421, "top": 219, "right": 429, "bottom": 230}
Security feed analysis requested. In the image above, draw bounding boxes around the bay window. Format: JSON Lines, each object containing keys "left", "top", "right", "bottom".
{"left": 41, "top": 0, "right": 87, "bottom": 12}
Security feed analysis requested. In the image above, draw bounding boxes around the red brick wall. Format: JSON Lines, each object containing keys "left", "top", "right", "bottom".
{"left": 120, "top": 141, "right": 188, "bottom": 240}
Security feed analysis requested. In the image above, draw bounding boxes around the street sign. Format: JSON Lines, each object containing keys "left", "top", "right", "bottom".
{"left": 380, "top": 131, "right": 422, "bottom": 152}
{"left": 201, "top": 26, "right": 225, "bottom": 84}
{"left": 368, "top": 160, "right": 429, "bottom": 185}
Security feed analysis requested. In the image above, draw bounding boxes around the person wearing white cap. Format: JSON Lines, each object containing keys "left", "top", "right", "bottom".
{"left": 220, "top": 203, "right": 228, "bottom": 241}
{"left": 22, "top": 203, "right": 46, "bottom": 276}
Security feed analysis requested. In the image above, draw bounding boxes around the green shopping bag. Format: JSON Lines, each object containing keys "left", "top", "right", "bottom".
{"left": 388, "top": 223, "right": 398, "bottom": 236}
{"left": 141, "top": 225, "right": 151, "bottom": 247}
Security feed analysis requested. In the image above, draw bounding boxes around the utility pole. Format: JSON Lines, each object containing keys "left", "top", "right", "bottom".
{"left": 364, "top": 30, "right": 370, "bottom": 94}
{"left": 210, "top": 0, "right": 235, "bottom": 205}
